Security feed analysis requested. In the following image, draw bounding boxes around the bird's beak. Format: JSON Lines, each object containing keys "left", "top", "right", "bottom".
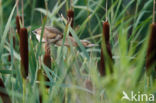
{"left": 86, "top": 44, "right": 99, "bottom": 47}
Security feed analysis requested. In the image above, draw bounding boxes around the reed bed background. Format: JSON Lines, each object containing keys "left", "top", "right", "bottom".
{"left": 0, "top": 0, "right": 156, "bottom": 103}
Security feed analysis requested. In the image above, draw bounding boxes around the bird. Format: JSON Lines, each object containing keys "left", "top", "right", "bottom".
{"left": 32, "top": 26, "right": 97, "bottom": 47}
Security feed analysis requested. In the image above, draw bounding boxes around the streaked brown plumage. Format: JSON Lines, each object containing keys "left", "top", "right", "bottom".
{"left": 32, "top": 26, "right": 97, "bottom": 47}
{"left": 32, "top": 26, "right": 63, "bottom": 43}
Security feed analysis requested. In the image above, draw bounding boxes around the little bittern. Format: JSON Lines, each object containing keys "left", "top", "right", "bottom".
{"left": 32, "top": 26, "right": 97, "bottom": 47}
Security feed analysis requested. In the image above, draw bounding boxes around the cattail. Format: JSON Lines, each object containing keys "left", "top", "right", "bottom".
{"left": 39, "top": 93, "right": 42, "bottom": 103}
{"left": 43, "top": 43, "right": 51, "bottom": 69}
{"left": 20, "top": 28, "right": 28, "bottom": 78}
{"left": 67, "top": 9, "right": 74, "bottom": 27}
{"left": 146, "top": 23, "right": 156, "bottom": 73}
{"left": 8, "top": 55, "right": 11, "bottom": 62}
{"left": 103, "top": 21, "right": 110, "bottom": 44}
{"left": 67, "top": 9, "right": 74, "bottom": 36}
{"left": 99, "top": 21, "right": 113, "bottom": 76}
{"left": 0, "top": 78, "right": 11, "bottom": 103}
{"left": 16, "top": 16, "right": 22, "bottom": 36}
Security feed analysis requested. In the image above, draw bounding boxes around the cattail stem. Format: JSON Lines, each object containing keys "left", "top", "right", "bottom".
{"left": 20, "top": 28, "right": 29, "bottom": 79}
{"left": 147, "top": 76, "right": 150, "bottom": 88}
{"left": 22, "top": 78, "right": 26, "bottom": 103}
{"left": 153, "top": 0, "right": 155, "bottom": 23}
{"left": 16, "top": 0, "right": 19, "bottom": 15}
{"left": 146, "top": 23, "right": 156, "bottom": 74}
{"left": 70, "top": 0, "right": 73, "bottom": 9}
{"left": 99, "top": 21, "right": 113, "bottom": 76}
{"left": 0, "top": 78, "right": 11, "bottom": 103}
{"left": 21, "top": 0, "right": 24, "bottom": 26}
{"left": 38, "top": 74, "right": 48, "bottom": 103}
{"left": 106, "top": 0, "right": 108, "bottom": 21}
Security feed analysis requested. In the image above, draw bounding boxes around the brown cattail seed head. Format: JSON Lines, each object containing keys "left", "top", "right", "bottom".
{"left": 99, "top": 49, "right": 105, "bottom": 76}
{"left": 43, "top": 43, "right": 51, "bottom": 69}
{"left": 20, "top": 28, "right": 29, "bottom": 78}
{"left": 99, "top": 21, "right": 113, "bottom": 76}
{"left": 8, "top": 55, "right": 11, "bottom": 62}
{"left": 0, "top": 78, "right": 12, "bottom": 103}
{"left": 102, "top": 21, "right": 110, "bottom": 43}
{"left": 146, "top": 23, "right": 156, "bottom": 73}
{"left": 67, "top": 9, "right": 74, "bottom": 36}
{"left": 67, "top": 9, "right": 74, "bottom": 27}
{"left": 16, "top": 16, "right": 22, "bottom": 36}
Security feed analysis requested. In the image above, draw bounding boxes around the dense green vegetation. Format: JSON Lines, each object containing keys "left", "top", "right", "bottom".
{"left": 0, "top": 0, "right": 156, "bottom": 103}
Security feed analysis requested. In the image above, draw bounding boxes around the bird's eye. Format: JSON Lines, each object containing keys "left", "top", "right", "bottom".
{"left": 32, "top": 30, "right": 37, "bottom": 34}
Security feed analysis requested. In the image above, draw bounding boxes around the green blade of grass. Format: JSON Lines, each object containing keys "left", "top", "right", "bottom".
{"left": 0, "top": 2, "right": 16, "bottom": 58}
